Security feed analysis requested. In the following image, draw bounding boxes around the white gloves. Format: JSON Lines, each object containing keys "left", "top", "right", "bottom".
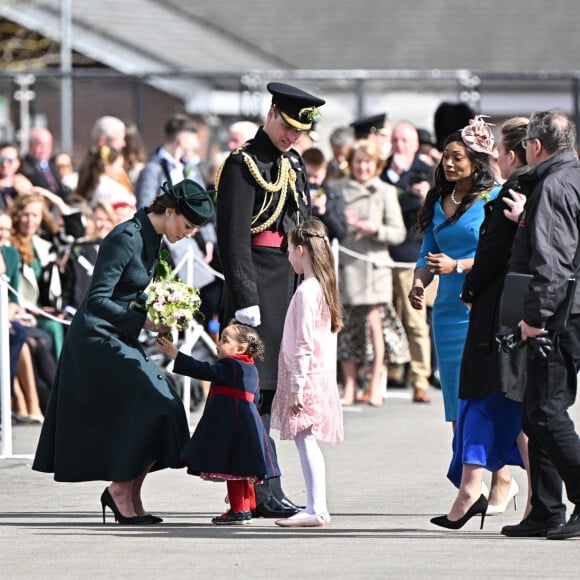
{"left": 235, "top": 305, "right": 261, "bottom": 327}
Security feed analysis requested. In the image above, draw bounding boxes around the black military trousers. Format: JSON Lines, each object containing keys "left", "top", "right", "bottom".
{"left": 254, "top": 389, "right": 285, "bottom": 505}
{"left": 522, "top": 314, "right": 580, "bottom": 522}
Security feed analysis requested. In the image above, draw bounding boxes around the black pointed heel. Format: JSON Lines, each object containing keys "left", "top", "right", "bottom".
{"left": 431, "top": 494, "right": 488, "bottom": 530}
{"left": 100, "top": 488, "right": 153, "bottom": 525}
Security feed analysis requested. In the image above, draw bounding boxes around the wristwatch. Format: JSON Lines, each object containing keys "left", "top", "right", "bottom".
{"left": 455, "top": 260, "right": 464, "bottom": 274}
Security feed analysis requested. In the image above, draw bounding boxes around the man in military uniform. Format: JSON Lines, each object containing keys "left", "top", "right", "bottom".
{"left": 216, "top": 82, "right": 325, "bottom": 518}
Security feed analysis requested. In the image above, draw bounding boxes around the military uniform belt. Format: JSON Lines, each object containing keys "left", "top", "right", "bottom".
{"left": 251, "top": 231, "right": 286, "bottom": 248}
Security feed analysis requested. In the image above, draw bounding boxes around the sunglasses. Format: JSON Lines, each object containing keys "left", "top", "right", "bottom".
{"left": 0, "top": 156, "right": 17, "bottom": 164}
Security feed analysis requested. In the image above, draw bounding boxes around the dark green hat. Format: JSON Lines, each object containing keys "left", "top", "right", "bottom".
{"left": 161, "top": 180, "right": 215, "bottom": 226}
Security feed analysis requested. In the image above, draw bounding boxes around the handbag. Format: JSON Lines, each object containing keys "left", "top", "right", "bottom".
{"left": 499, "top": 272, "right": 576, "bottom": 330}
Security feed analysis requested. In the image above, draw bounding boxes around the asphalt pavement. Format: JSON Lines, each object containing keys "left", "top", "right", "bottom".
{"left": 1, "top": 386, "right": 579, "bottom": 579}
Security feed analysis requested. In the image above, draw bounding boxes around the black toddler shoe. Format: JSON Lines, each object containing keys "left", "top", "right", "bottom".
{"left": 252, "top": 497, "right": 299, "bottom": 518}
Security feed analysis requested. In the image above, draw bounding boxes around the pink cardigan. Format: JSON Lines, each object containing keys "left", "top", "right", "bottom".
{"left": 273, "top": 276, "right": 343, "bottom": 443}
{"left": 280, "top": 276, "right": 336, "bottom": 394}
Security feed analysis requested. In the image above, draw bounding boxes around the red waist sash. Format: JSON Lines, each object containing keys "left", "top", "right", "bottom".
{"left": 251, "top": 231, "right": 285, "bottom": 247}
{"left": 211, "top": 386, "right": 254, "bottom": 402}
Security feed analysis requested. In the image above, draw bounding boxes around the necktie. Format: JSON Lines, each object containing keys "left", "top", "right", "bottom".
{"left": 39, "top": 162, "right": 58, "bottom": 192}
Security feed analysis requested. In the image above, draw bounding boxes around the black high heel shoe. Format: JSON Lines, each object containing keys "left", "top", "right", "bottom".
{"left": 430, "top": 494, "right": 488, "bottom": 530}
{"left": 100, "top": 488, "right": 155, "bottom": 525}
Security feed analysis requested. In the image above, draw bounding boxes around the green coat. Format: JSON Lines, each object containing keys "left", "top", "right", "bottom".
{"left": 33, "top": 209, "right": 190, "bottom": 482}
{"left": 1, "top": 245, "right": 20, "bottom": 303}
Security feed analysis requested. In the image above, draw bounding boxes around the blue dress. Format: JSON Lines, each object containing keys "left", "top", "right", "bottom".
{"left": 416, "top": 190, "right": 498, "bottom": 421}
{"left": 447, "top": 394, "right": 524, "bottom": 486}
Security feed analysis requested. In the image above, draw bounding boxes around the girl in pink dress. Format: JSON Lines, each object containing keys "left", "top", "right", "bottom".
{"left": 271, "top": 217, "right": 344, "bottom": 528}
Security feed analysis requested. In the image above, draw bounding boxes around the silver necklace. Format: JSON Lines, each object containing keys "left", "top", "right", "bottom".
{"left": 450, "top": 187, "right": 461, "bottom": 206}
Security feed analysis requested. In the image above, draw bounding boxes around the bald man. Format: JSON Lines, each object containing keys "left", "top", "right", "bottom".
{"left": 227, "top": 120, "right": 260, "bottom": 151}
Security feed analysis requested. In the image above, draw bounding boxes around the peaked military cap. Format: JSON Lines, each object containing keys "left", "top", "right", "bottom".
{"left": 350, "top": 113, "right": 388, "bottom": 140}
{"left": 417, "top": 128, "right": 436, "bottom": 147}
{"left": 267, "top": 82, "right": 325, "bottom": 131}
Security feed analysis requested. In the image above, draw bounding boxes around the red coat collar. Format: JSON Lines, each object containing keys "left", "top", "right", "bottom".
{"left": 226, "top": 353, "right": 254, "bottom": 364}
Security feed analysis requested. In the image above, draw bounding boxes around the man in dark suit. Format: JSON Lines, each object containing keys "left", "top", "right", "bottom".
{"left": 19, "top": 127, "right": 68, "bottom": 199}
{"left": 216, "top": 82, "right": 325, "bottom": 518}
{"left": 501, "top": 110, "right": 580, "bottom": 540}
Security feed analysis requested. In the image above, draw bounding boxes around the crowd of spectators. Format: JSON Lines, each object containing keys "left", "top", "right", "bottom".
{"left": 3, "top": 88, "right": 579, "bottom": 540}
{"left": 0, "top": 101, "right": 480, "bottom": 428}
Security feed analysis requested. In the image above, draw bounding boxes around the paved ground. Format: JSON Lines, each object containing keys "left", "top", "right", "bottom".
{"left": 1, "top": 386, "right": 579, "bottom": 579}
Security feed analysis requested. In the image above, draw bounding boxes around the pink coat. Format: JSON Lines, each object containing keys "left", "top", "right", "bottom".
{"left": 271, "top": 277, "right": 343, "bottom": 444}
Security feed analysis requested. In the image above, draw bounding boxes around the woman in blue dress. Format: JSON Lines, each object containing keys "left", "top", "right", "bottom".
{"left": 409, "top": 118, "right": 499, "bottom": 528}
{"left": 409, "top": 116, "right": 498, "bottom": 426}
{"left": 432, "top": 118, "right": 532, "bottom": 530}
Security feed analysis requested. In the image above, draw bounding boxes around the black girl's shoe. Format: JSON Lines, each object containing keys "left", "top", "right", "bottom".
{"left": 211, "top": 510, "right": 252, "bottom": 525}
{"left": 430, "top": 494, "right": 488, "bottom": 530}
{"left": 100, "top": 488, "right": 156, "bottom": 525}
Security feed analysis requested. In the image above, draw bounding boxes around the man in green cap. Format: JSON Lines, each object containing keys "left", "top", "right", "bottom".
{"left": 216, "top": 81, "right": 325, "bottom": 518}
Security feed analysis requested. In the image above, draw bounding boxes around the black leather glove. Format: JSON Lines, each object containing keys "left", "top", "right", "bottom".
{"left": 528, "top": 334, "right": 554, "bottom": 360}
{"left": 495, "top": 327, "right": 522, "bottom": 353}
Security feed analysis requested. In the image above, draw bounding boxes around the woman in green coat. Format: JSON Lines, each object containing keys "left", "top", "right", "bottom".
{"left": 33, "top": 180, "right": 214, "bottom": 525}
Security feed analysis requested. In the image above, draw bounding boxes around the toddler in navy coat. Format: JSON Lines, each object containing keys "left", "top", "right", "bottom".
{"left": 157, "top": 321, "right": 280, "bottom": 525}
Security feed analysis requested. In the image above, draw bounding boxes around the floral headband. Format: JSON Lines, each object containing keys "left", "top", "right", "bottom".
{"left": 460, "top": 115, "right": 495, "bottom": 155}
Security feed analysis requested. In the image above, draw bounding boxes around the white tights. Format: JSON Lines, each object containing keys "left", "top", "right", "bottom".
{"left": 295, "top": 428, "right": 328, "bottom": 515}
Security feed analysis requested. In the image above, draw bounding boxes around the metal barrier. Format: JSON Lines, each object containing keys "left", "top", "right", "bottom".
{"left": 1, "top": 239, "right": 412, "bottom": 458}
{"left": 168, "top": 248, "right": 219, "bottom": 417}
{"left": 0, "top": 275, "right": 72, "bottom": 459}
{"left": 0, "top": 275, "right": 14, "bottom": 458}
{"left": 0, "top": 247, "right": 221, "bottom": 458}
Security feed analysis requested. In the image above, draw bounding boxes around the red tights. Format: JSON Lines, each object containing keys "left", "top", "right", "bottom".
{"left": 227, "top": 480, "right": 256, "bottom": 512}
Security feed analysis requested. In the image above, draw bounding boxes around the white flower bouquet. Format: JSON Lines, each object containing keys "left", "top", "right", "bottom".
{"left": 146, "top": 250, "right": 201, "bottom": 339}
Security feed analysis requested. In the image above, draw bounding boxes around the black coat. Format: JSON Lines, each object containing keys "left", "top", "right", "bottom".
{"left": 459, "top": 169, "right": 529, "bottom": 401}
{"left": 389, "top": 191, "right": 424, "bottom": 263}
{"left": 381, "top": 154, "right": 434, "bottom": 263}
{"left": 216, "top": 128, "right": 310, "bottom": 391}
{"left": 20, "top": 154, "right": 69, "bottom": 199}
{"left": 380, "top": 154, "right": 434, "bottom": 193}
{"left": 311, "top": 181, "right": 348, "bottom": 241}
{"left": 60, "top": 240, "right": 100, "bottom": 310}
{"left": 510, "top": 150, "right": 580, "bottom": 326}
